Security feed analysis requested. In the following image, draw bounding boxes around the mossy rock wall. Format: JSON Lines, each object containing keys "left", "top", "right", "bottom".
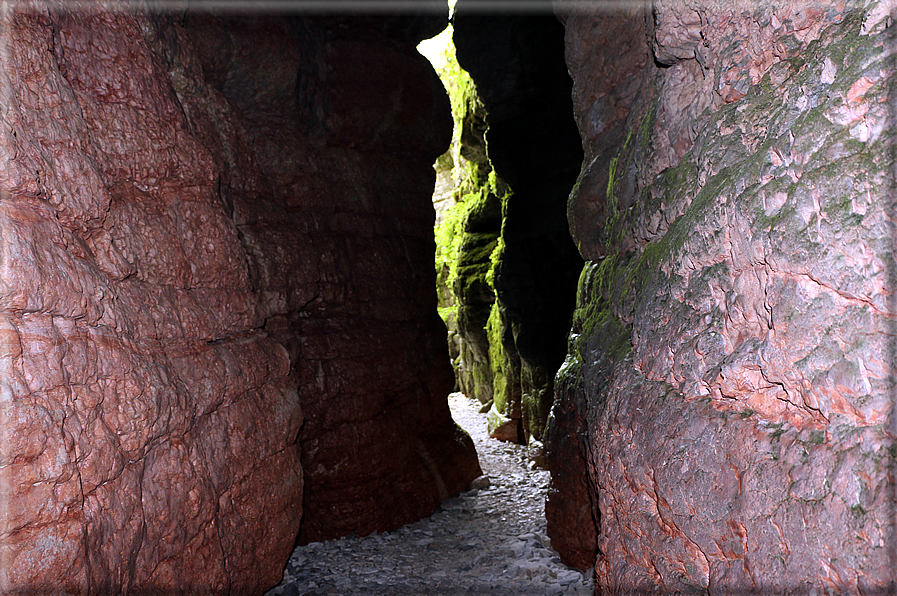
{"left": 454, "top": 182, "right": 503, "bottom": 403}
{"left": 547, "top": 1, "right": 897, "bottom": 590}
{"left": 432, "top": 33, "right": 505, "bottom": 405}
{"left": 453, "top": 6, "right": 584, "bottom": 444}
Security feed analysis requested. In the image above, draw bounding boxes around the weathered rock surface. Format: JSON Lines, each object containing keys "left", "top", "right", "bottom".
{"left": 184, "top": 13, "right": 481, "bottom": 545}
{"left": 0, "top": 8, "right": 301, "bottom": 593}
{"left": 0, "top": 6, "right": 479, "bottom": 592}
{"left": 547, "top": 0, "right": 896, "bottom": 592}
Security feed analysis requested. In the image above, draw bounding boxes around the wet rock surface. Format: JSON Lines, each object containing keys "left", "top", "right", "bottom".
{"left": 267, "top": 393, "right": 594, "bottom": 595}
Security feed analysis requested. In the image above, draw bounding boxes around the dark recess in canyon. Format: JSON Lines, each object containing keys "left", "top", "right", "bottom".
{"left": 451, "top": 0, "right": 584, "bottom": 445}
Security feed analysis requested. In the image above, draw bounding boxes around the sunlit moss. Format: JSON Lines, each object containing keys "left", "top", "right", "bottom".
{"left": 428, "top": 27, "right": 513, "bottom": 406}
{"left": 487, "top": 301, "right": 509, "bottom": 413}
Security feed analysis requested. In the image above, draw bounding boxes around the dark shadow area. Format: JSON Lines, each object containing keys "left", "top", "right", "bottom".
{"left": 452, "top": 0, "right": 584, "bottom": 445}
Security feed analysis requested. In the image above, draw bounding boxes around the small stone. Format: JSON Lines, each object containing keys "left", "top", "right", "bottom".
{"left": 556, "top": 569, "right": 582, "bottom": 584}
{"left": 469, "top": 475, "right": 491, "bottom": 490}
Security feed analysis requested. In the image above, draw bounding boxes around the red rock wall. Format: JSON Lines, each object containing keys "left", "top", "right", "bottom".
{"left": 0, "top": 8, "right": 302, "bottom": 593}
{"left": 0, "top": 6, "right": 478, "bottom": 592}
{"left": 548, "top": 0, "right": 896, "bottom": 592}
{"left": 176, "top": 14, "right": 481, "bottom": 543}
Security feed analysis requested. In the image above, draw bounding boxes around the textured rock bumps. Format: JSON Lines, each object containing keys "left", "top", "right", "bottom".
{"left": 0, "top": 6, "right": 478, "bottom": 593}
{"left": 548, "top": 0, "right": 896, "bottom": 592}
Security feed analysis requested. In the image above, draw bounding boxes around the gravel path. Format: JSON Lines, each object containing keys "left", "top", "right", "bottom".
{"left": 266, "top": 392, "right": 595, "bottom": 595}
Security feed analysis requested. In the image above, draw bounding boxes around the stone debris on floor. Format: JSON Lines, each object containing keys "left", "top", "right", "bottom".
{"left": 266, "top": 392, "right": 595, "bottom": 595}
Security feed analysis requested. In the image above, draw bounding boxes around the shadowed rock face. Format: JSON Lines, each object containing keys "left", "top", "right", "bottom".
{"left": 183, "top": 13, "right": 482, "bottom": 546}
{"left": 0, "top": 7, "right": 478, "bottom": 593}
{"left": 547, "top": 0, "right": 896, "bottom": 592}
{"left": 453, "top": 3, "right": 584, "bottom": 444}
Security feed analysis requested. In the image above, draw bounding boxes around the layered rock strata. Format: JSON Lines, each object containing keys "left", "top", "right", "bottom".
{"left": 0, "top": 5, "right": 479, "bottom": 592}
{"left": 547, "top": 0, "right": 896, "bottom": 592}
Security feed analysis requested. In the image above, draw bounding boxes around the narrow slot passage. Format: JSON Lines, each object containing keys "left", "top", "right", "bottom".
{"left": 266, "top": 393, "right": 593, "bottom": 595}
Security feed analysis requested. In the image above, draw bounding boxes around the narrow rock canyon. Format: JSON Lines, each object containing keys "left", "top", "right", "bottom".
{"left": 0, "top": 6, "right": 479, "bottom": 593}
{"left": 0, "top": 0, "right": 894, "bottom": 594}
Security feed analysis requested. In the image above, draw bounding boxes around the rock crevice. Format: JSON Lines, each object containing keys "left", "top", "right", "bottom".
{"left": 451, "top": 2, "right": 584, "bottom": 445}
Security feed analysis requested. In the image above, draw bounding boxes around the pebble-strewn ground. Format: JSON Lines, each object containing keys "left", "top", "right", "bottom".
{"left": 266, "top": 392, "right": 595, "bottom": 595}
